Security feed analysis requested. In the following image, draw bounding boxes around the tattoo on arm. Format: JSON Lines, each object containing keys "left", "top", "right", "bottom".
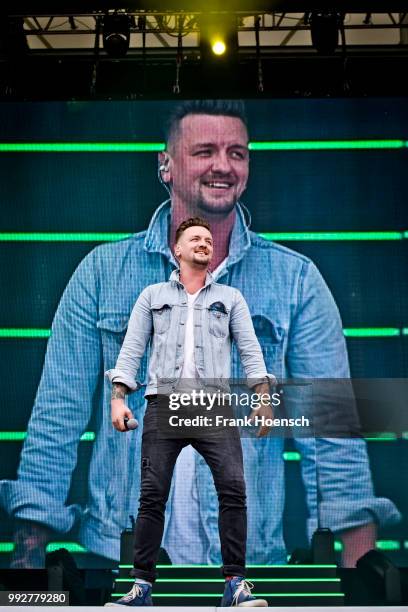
{"left": 111, "top": 383, "right": 128, "bottom": 400}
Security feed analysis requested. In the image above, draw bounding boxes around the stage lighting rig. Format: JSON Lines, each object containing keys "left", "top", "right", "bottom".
{"left": 305, "top": 10, "right": 345, "bottom": 55}
{"left": 103, "top": 12, "right": 132, "bottom": 58}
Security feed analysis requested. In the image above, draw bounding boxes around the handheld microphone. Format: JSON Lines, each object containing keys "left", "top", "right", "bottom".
{"left": 124, "top": 417, "right": 139, "bottom": 431}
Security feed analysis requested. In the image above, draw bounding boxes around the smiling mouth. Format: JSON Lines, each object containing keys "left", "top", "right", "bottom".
{"left": 203, "top": 181, "right": 234, "bottom": 190}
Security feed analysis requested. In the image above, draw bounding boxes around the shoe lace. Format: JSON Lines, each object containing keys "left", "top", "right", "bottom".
{"left": 123, "top": 582, "right": 144, "bottom": 601}
{"left": 232, "top": 579, "right": 254, "bottom": 606}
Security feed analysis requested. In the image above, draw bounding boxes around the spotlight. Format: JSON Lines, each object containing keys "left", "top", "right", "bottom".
{"left": 103, "top": 13, "right": 131, "bottom": 58}
{"left": 200, "top": 13, "right": 238, "bottom": 62}
{"left": 308, "top": 10, "right": 345, "bottom": 55}
{"left": 212, "top": 40, "right": 226, "bottom": 56}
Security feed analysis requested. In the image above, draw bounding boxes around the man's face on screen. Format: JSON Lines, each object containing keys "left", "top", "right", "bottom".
{"left": 168, "top": 114, "right": 249, "bottom": 215}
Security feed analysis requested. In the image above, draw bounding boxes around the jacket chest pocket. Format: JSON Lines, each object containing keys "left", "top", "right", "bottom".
{"left": 151, "top": 303, "right": 172, "bottom": 334}
{"left": 208, "top": 301, "right": 229, "bottom": 338}
{"left": 232, "top": 314, "right": 285, "bottom": 380}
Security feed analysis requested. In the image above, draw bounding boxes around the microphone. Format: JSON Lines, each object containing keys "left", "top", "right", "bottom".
{"left": 124, "top": 417, "right": 139, "bottom": 431}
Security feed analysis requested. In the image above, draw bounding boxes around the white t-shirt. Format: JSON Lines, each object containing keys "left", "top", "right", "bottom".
{"left": 179, "top": 288, "right": 201, "bottom": 384}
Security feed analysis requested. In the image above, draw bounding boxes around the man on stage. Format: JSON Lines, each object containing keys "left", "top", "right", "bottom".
{"left": 106, "top": 217, "right": 272, "bottom": 607}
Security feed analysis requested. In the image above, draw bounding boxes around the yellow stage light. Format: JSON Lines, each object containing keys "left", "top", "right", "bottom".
{"left": 212, "top": 40, "right": 226, "bottom": 56}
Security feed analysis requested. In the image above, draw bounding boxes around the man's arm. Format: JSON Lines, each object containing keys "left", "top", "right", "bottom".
{"left": 229, "top": 289, "right": 275, "bottom": 437}
{"left": 105, "top": 285, "right": 152, "bottom": 391}
{"left": 287, "top": 260, "right": 400, "bottom": 565}
{"left": 106, "top": 286, "right": 153, "bottom": 431}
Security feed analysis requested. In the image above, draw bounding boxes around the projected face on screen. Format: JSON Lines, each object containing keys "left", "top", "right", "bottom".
{"left": 164, "top": 113, "right": 249, "bottom": 215}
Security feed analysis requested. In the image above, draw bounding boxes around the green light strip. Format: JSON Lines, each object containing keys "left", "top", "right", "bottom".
{"left": 0, "top": 430, "right": 405, "bottom": 443}
{"left": 376, "top": 540, "right": 401, "bottom": 550}
{"left": 46, "top": 543, "right": 87, "bottom": 553}
{"left": 249, "top": 140, "right": 406, "bottom": 151}
{"left": 335, "top": 540, "right": 400, "bottom": 551}
{"left": 0, "top": 328, "right": 404, "bottom": 338}
{"left": 116, "top": 578, "right": 339, "bottom": 583}
{"left": 120, "top": 564, "right": 337, "bottom": 568}
{"left": 343, "top": 328, "right": 401, "bottom": 337}
{"left": 283, "top": 451, "right": 301, "bottom": 461}
{"left": 119, "top": 564, "right": 336, "bottom": 569}
{"left": 0, "top": 143, "right": 165, "bottom": 153}
{"left": 0, "top": 431, "right": 94, "bottom": 441}
{"left": 0, "top": 140, "right": 405, "bottom": 153}
{"left": 0, "top": 328, "right": 51, "bottom": 338}
{"left": 0, "top": 233, "right": 131, "bottom": 242}
{"left": 364, "top": 433, "right": 397, "bottom": 441}
{"left": 0, "top": 544, "right": 14, "bottom": 553}
{"left": 260, "top": 231, "right": 403, "bottom": 241}
{"left": 113, "top": 592, "right": 344, "bottom": 597}
{"left": 0, "top": 231, "right": 406, "bottom": 242}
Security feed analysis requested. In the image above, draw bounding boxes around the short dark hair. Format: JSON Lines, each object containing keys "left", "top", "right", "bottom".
{"left": 165, "top": 100, "right": 248, "bottom": 150}
{"left": 175, "top": 217, "right": 212, "bottom": 244}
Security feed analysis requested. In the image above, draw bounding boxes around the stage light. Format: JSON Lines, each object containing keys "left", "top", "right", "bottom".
{"left": 356, "top": 549, "right": 401, "bottom": 604}
{"left": 212, "top": 40, "right": 226, "bottom": 56}
{"left": 307, "top": 10, "right": 345, "bottom": 55}
{"left": 200, "top": 14, "right": 238, "bottom": 63}
{"left": 103, "top": 13, "right": 131, "bottom": 58}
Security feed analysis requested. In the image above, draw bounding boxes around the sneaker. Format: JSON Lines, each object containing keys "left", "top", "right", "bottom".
{"left": 220, "top": 576, "right": 268, "bottom": 607}
{"left": 104, "top": 581, "right": 153, "bottom": 607}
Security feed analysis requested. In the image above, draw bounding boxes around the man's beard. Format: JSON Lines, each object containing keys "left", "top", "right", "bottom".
{"left": 194, "top": 191, "right": 237, "bottom": 216}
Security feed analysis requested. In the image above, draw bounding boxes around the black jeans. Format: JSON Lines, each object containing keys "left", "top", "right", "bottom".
{"left": 130, "top": 396, "right": 247, "bottom": 583}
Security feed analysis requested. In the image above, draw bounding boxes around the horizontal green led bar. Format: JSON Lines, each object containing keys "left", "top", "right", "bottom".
{"left": 150, "top": 578, "right": 337, "bottom": 584}
{"left": 376, "top": 540, "right": 401, "bottom": 551}
{"left": 113, "top": 592, "right": 343, "bottom": 597}
{"left": 343, "top": 328, "right": 401, "bottom": 337}
{"left": 0, "top": 328, "right": 51, "bottom": 338}
{"left": 0, "top": 233, "right": 131, "bottom": 242}
{"left": 364, "top": 433, "right": 397, "bottom": 441}
{"left": 334, "top": 540, "right": 401, "bottom": 552}
{"left": 0, "top": 143, "right": 165, "bottom": 153}
{"left": 283, "top": 451, "right": 301, "bottom": 461}
{"left": 1, "top": 231, "right": 407, "bottom": 242}
{"left": 249, "top": 139, "right": 406, "bottom": 151}
{"left": 0, "top": 431, "right": 94, "bottom": 441}
{"left": 46, "top": 543, "right": 87, "bottom": 553}
{"left": 120, "top": 564, "right": 337, "bottom": 568}
{"left": 0, "top": 328, "right": 405, "bottom": 338}
{"left": 260, "top": 231, "right": 404, "bottom": 241}
{"left": 0, "top": 140, "right": 406, "bottom": 153}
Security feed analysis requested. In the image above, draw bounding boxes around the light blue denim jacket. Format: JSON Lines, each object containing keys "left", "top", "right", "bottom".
{"left": 0, "top": 200, "right": 400, "bottom": 563}
{"left": 106, "top": 269, "right": 274, "bottom": 395}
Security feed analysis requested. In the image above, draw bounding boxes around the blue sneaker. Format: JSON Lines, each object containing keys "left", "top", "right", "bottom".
{"left": 105, "top": 581, "right": 153, "bottom": 607}
{"left": 221, "top": 576, "right": 268, "bottom": 607}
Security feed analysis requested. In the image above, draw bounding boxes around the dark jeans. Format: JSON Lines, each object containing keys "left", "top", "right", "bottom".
{"left": 130, "top": 396, "right": 247, "bottom": 583}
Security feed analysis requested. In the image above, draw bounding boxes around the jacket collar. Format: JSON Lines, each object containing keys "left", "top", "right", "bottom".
{"left": 143, "top": 199, "right": 251, "bottom": 272}
{"left": 169, "top": 268, "right": 215, "bottom": 288}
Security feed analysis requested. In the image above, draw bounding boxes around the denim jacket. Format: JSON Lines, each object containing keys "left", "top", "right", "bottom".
{"left": 0, "top": 200, "right": 400, "bottom": 563}
{"left": 106, "top": 269, "right": 273, "bottom": 396}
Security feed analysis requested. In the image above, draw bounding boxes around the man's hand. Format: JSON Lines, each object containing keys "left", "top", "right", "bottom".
{"left": 249, "top": 381, "right": 274, "bottom": 438}
{"left": 111, "top": 382, "right": 133, "bottom": 431}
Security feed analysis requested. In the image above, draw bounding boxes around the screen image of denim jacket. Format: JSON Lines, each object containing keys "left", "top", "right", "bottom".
{"left": 106, "top": 269, "right": 274, "bottom": 396}
{"left": 0, "top": 200, "right": 400, "bottom": 564}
